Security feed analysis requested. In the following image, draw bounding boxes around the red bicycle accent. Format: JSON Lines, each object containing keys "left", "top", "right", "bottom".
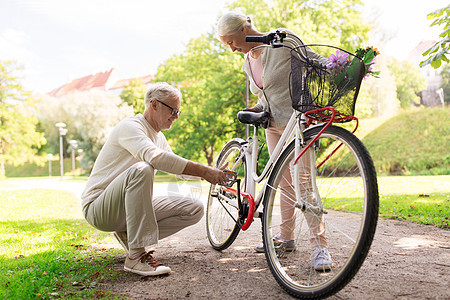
{"left": 294, "top": 107, "right": 359, "bottom": 166}
{"left": 221, "top": 186, "right": 255, "bottom": 231}
{"left": 294, "top": 107, "right": 335, "bottom": 165}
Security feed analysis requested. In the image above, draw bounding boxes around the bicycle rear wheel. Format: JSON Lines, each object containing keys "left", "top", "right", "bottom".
{"left": 263, "top": 125, "right": 378, "bottom": 299}
{"left": 207, "top": 139, "right": 246, "bottom": 250}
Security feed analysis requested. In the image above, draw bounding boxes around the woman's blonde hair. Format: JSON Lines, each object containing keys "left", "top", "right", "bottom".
{"left": 217, "top": 11, "right": 256, "bottom": 36}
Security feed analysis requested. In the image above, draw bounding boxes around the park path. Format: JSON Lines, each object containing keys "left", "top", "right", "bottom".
{"left": 0, "top": 177, "right": 208, "bottom": 200}
{"left": 2, "top": 178, "right": 449, "bottom": 299}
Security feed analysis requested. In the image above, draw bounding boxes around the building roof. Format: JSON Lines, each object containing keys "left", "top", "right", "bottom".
{"left": 48, "top": 69, "right": 155, "bottom": 97}
{"left": 408, "top": 40, "right": 435, "bottom": 65}
{"left": 48, "top": 68, "right": 117, "bottom": 97}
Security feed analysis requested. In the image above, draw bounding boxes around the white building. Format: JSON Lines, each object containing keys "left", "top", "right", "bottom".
{"left": 408, "top": 40, "right": 445, "bottom": 107}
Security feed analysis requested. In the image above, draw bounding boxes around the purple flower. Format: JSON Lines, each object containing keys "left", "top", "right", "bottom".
{"left": 326, "top": 50, "right": 349, "bottom": 69}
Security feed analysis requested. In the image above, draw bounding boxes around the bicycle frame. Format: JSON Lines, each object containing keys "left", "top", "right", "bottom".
{"left": 243, "top": 110, "right": 300, "bottom": 207}
{"left": 222, "top": 32, "right": 360, "bottom": 230}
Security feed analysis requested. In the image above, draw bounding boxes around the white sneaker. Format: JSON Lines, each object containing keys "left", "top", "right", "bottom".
{"left": 255, "top": 236, "right": 296, "bottom": 253}
{"left": 312, "top": 248, "right": 332, "bottom": 271}
{"left": 124, "top": 251, "right": 171, "bottom": 276}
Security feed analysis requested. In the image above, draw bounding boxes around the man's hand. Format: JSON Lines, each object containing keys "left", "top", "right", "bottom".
{"left": 183, "top": 161, "right": 230, "bottom": 185}
{"left": 202, "top": 167, "right": 229, "bottom": 185}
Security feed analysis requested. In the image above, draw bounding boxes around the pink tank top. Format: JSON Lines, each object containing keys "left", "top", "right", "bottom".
{"left": 247, "top": 53, "right": 263, "bottom": 89}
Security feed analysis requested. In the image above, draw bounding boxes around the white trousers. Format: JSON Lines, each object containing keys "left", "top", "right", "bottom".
{"left": 82, "top": 162, "right": 204, "bottom": 248}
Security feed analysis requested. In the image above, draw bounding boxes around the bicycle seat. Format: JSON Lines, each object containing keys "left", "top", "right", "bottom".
{"left": 237, "top": 111, "right": 270, "bottom": 128}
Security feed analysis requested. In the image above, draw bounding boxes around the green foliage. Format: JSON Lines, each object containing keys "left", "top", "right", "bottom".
{"left": 0, "top": 60, "right": 46, "bottom": 178}
{"left": 388, "top": 59, "right": 427, "bottom": 108}
{"left": 0, "top": 189, "right": 124, "bottom": 299}
{"left": 362, "top": 107, "right": 450, "bottom": 175}
{"left": 420, "top": 5, "right": 450, "bottom": 69}
{"left": 120, "top": 78, "right": 147, "bottom": 114}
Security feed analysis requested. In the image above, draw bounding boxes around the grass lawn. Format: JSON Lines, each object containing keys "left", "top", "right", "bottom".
{"left": 377, "top": 176, "right": 449, "bottom": 228}
{"left": 0, "top": 189, "right": 125, "bottom": 299}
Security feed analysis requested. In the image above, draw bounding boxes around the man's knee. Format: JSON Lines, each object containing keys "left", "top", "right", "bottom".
{"left": 128, "top": 162, "right": 155, "bottom": 181}
{"left": 190, "top": 199, "right": 204, "bottom": 223}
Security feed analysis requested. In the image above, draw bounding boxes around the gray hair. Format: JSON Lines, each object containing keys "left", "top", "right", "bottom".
{"left": 217, "top": 11, "right": 256, "bottom": 36}
{"left": 144, "top": 82, "right": 182, "bottom": 109}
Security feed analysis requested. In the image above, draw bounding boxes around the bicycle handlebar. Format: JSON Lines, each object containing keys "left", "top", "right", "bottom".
{"left": 245, "top": 30, "right": 287, "bottom": 45}
{"left": 246, "top": 35, "right": 273, "bottom": 44}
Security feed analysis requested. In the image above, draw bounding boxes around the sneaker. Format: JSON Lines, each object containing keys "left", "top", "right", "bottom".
{"left": 255, "top": 236, "right": 296, "bottom": 253}
{"left": 113, "top": 231, "right": 129, "bottom": 254}
{"left": 312, "top": 248, "right": 332, "bottom": 271}
{"left": 124, "top": 251, "right": 171, "bottom": 276}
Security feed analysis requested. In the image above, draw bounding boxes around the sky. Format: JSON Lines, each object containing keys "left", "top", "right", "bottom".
{"left": 0, "top": 0, "right": 448, "bottom": 94}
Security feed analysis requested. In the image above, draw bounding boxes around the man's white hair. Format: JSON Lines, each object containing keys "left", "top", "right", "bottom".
{"left": 144, "top": 82, "right": 182, "bottom": 109}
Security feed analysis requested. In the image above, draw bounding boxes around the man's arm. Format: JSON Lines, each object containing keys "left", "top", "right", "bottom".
{"left": 183, "top": 161, "right": 228, "bottom": 185}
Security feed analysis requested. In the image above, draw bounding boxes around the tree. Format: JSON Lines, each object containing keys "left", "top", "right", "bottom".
{"left": 389, "top": 59, "right": 427, "bottom": 108}
{"left": 421, "top": 5, "right": 450, "bottom": 69}
{"left": 0, "top": 60, "right": 46, "bottom": 178}
{"left": 120, "top": 78, "right": 147, "bottom": 114}
{"left": 38, "top": 90, "right": 133, "bottom": 171}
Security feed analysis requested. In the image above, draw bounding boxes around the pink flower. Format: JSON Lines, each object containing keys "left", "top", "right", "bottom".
{"left": 326, "top": 50, "right": 349, "bottom": 69}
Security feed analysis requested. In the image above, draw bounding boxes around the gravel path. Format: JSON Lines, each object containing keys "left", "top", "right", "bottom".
{"left": 4, "top": 178, "right": 449, "bottom": 299}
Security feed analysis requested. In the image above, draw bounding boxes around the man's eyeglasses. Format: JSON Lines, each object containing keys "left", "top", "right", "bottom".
{"left": 155, "top": 99, "right": 181, "bottom": 116}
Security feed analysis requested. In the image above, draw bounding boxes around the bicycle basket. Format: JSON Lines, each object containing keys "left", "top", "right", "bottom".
{"left": 290, "top": 45, "right": 366, "bottom": 122}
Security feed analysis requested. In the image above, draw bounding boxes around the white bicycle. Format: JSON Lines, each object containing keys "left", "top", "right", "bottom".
{"left": 206, "top": 31, "right": 379, "bottom": 299}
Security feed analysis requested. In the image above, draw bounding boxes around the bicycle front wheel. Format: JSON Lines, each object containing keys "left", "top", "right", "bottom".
{"left": 263, "top": 125, "right": 378, "bottom": 299}
{"left": 206, "top": 139, "right": 246, "bottom": 250}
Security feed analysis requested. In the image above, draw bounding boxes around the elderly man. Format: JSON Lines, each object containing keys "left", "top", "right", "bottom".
{"left": 81, "top": 82, "right": 228, "bottom": 276}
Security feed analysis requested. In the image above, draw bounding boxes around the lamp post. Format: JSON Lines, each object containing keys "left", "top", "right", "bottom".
{"left": 69, "top": 140, "right": 78, "bottom": 176}
{"left": 47, "top": 153, "right": 53, "bottom": 177}
{"left": 55, "top": 123, "right": 67, "bottom": 179}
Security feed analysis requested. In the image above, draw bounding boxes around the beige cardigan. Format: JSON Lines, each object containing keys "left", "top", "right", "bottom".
{"left": 81, "top": 114, "right": 189, "bottom": 208}
{"left": 243, "top": 29, "right": 326, "bottom": 128}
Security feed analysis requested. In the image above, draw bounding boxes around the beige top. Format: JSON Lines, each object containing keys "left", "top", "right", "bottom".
{"left": 242, "top": 29, "right": 326, "bottom": 128}
{"left": 81, "top": 114, "right": 189, "bottom": 208}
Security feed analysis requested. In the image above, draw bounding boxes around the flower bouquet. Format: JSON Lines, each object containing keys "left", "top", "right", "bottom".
{"left": 289, "top": 45, "right": 380, "bottom": 119}
{"left": 325, "top": 46, "right": 380, "bottom": 92}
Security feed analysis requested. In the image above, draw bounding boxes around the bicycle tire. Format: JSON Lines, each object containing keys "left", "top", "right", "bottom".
{"left": 262, "top": 125, "right": 378, "bottom": 299}
{"left": 206, "top": 139, "right": 247, "bottom": 250}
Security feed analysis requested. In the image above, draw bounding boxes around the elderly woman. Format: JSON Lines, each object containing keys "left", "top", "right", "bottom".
{"left": 217, "top": 11, "right": 332, "bottom": 271}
